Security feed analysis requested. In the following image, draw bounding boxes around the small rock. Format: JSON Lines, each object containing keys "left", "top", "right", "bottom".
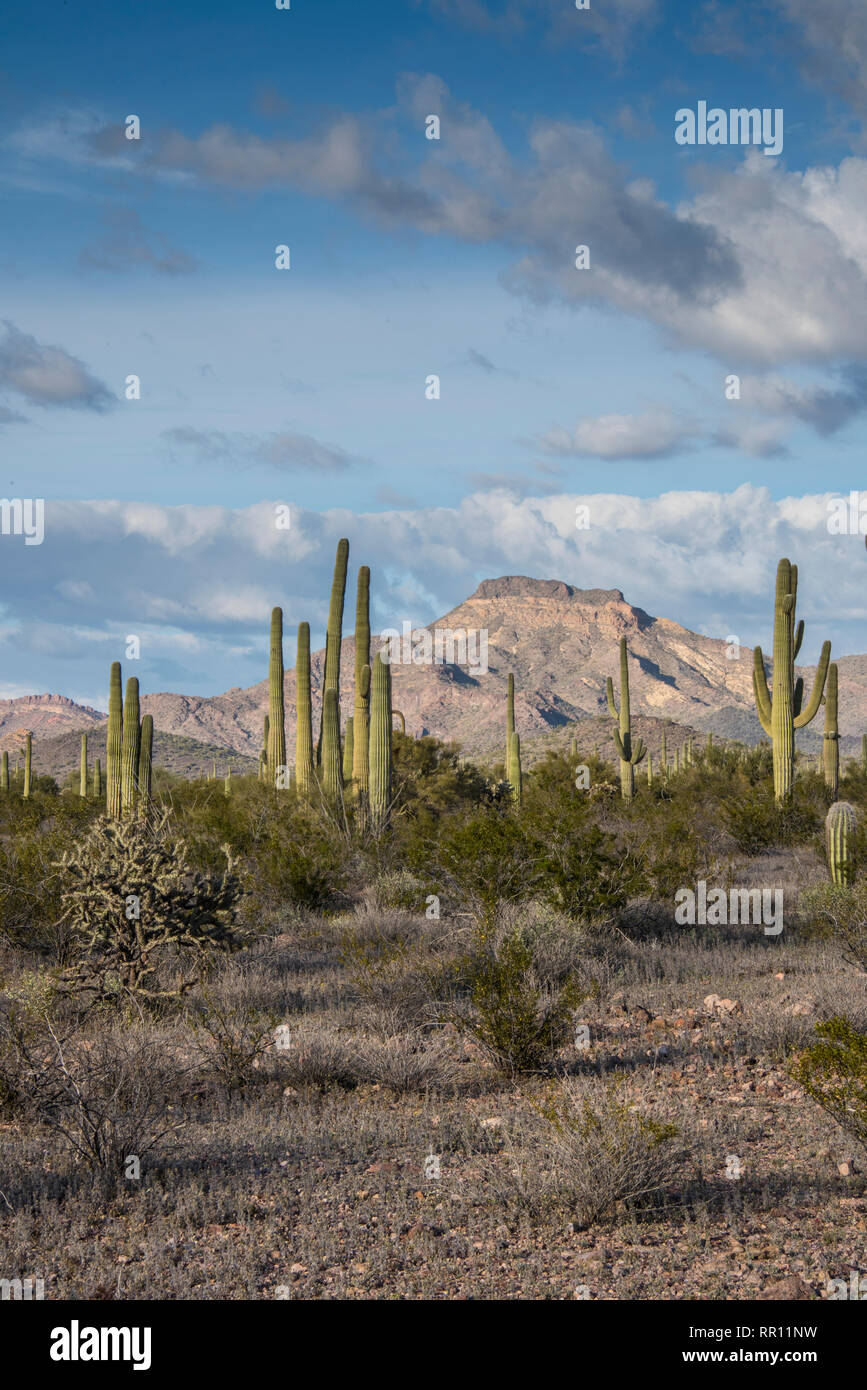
{"left": 838, "top": 1157, "right": 860, "bottom": 1177}
{"left": 480, "top": 1117, "right": 502, "bottom": 1129}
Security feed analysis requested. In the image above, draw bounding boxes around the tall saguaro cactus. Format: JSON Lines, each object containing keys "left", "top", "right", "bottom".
{"left": 506, "top": 673, "right": 515, "bottom": 771}
{"left": 267, "top": 608, "right": 286, "bottom": 788}
{"left": 1, "top": 751, "right": 8, "bottom": 792}
{"left": 826, "top": 801, "right": 856, "bottom": 885}
{"left": 317, "top": 538, "right": 349, "bottom": 765}
{"left": 121, "top": 676, "right": 141, "bottom": 817}
{"left": 352, "top": 566, "right": 371, "bottom": 796}
{"left": 507, "top": 730, "right": 522, "bottom": 806}
{"left": 295, "top": 621, "right": 314, "bottom": 800}
{"left": 369, "top": 651, "right": 392, "bottom": 830}
{"left": 862, "top": 733, "right": 867, "bottom": 772}
{"left": 321, "top": 688, "right": 343, "bottom": 800}
{"left": 138, "top": 714, "right": 153, "bottom": 816}
{"left": 606, "top": 638, "right": 646, "bottom": 801}
{"left": 23, "top": 732, "right": 32, "bottom": 799}
{"left": 823, "top": 662, "right": 840, "bottom": 799}
{"left": 106, "top": 661, "right": 123, "bottom": 818}
{"left": 93, "top": 758, "right": 101, "bottom": 798}
{"left": 343, "top": 716, "right": 354, "bottom": 784}
{"left": 752, "top": 558, "right": 831, "bottom": 805}
{"left": 79, "top": 732, "right": 88, "bottom": 798}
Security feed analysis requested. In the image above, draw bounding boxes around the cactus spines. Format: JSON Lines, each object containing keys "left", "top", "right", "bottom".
{"left": 506, "top": 673, "right": 515, "bottom": 770}
{"left": 79, "top": 732, "right": 88, "bottom": 798}
{"left": 507, "top": 730, "right": 522, "bottom": 806}
{"left": 753, "top": 558, "right": 831, "bottom": 804}
{"left": 106, "top": 661, "right": 123, "bottom": 818}
{"left": 267, "top": 608, "right": 286, "bottom": 788}
{"left": 352, "top": 566, "right": 370, "bottom": 795}
{"left": 138, "top": 714, "right": 153, "bottom": 816}
{"left": 1, "top": 751, "right": 8, "bottom": 791}
{"left": 343, "top": 716, "right": 354, "bottom": 784}
{"left": 295, "top": 621, "right": 315, "bottom": 800}
{"left": 318, "top": 537, "right": 349, "bottom": 765}
{"left": 23, "top": 732, "right": 32, "bottom": 798}
{"left": 121, "top": 676, "right": 141, "bottom": 817}
{"left": 369, "top": 650, "right": 392, "bottom": 830}
{"left": 826, "top": 800, "right": 856, "bottom": 886}
{"left": 321, "top": 688, "right": 343, "bottom": 800}
{"left": 93, "top": 757, "right": 102, "bottom": 798}
{"left": 823, "top": 662, "right": 839, "bottom": 799}
{"left": 605, "top": 638, "right": 646, "bottom": 801}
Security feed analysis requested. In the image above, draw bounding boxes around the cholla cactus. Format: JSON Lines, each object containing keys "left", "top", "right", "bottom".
{"left": 53, "top": 814, "right": 246, "bottom": 1005}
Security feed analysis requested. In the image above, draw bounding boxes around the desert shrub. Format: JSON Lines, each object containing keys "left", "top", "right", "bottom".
{"left": 187, "top": 988, "right": 280, "bottom": 1092}
{"left": 356, "top": 1033, "right": 461, "bottom": 1093}
{"left": 453, "top": 917, "right": 585, "bottom": 1075}
{"left": 800, "top": 882, "right": 867, "bottom": 970}
{"left": 280, "top": 1026, "right": 362, "bottom": 1089}
{"left": 790, "top": 1017, "right": 867, "bottom": 1151}
{"left": 627, "top": 801, "right": 720, "bottom": 902}
{"left": 53, "top": 814, "right": 246, "bottom": 1007}
{"left": 419, "top": 809, "right": 542, "bottom": 931}
{"left": 367, "top": 869, "right": 432, "bottom": 913}
{"left": 722, "top": 785, "right": 821, "bottom": 855}
{"left": 0, "top": 1010, "right": 187, "bottom": 1176}
{"left": 538, "top": 1079, "right": 687, "bottom": 1228}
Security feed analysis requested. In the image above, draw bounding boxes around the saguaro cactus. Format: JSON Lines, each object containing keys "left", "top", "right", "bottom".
{"left": 93, "top": 757, "right": 101, "bottom": 798}
{"left": 343, "top": 716, "right": 354, "bottom": 783}
{"left": 1, "top": 751, "right": 8, "bottom": 791}
{"left": 121, "top": 677, "right": 141, "bottom": 817}
{"left": 823, "top": 662, "right": 840, "bottom": 799}
{"left": 507, "top": 730, "right": 522, "bottom": 806}
{"left": 317, "top": 538, "right": 349, "bottom": 764}
{"left": 321, "top": 689, "right": 343, "bottom": 800}
{"left": 106, "top": 661, "right": 123, "bottom": 818}
{"left": 295, "top": 621, "right": 315, "bottom": 800}
{"left": 352, "top": 566, "right": 370, "bottom": 796}
{"left": 79, "top": 732, "right": 88, "bottom": 798}
{"left": 647, "top": 752, "right": 653, "bottom": 785}
{"left": 606, "top": 638, "right": 646, "bottom": 801}
{"left": 826, "top": 801, "right": 856, "bottom": 886}
{"left": 862, "top": 733, "right": 867, "bottom": 772}
{"left": 753, "top": 558, "right": 831, "bottom": 804}
{"left": 506, "top": 673, "right": 515, "bottom": 771}
{"left": 267, "top": 608, "right": 286, "bottom": 788}
{"left": 138, "top": 714, "right": 153, "bottom": 816}
{"left": 23, "top": 732, "right": 32, "bottom": 799}
{"left": 661, "top": 728, "right": 667, "bottom": 778}
{"left": 369, "top": 651, "right": 392, "bottom": 830}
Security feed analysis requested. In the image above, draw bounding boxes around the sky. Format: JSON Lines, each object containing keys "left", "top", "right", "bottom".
{"left": 2, "top": 0, "right": 867, "bottom": 706}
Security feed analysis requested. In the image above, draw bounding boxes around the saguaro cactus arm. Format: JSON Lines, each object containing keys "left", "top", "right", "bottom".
{"left": 793, "top": 641, "right": 831, "bottom": 728}
{"left": 605, "top": 676, "right": 618, "bottom": 719}
{"left": 752, "top": 648, "right": 773, "bottom": 736}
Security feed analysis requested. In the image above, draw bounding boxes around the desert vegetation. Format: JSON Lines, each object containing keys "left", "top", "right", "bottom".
{"left": 0, "top": 545, "right": 865, "bottom": 1301}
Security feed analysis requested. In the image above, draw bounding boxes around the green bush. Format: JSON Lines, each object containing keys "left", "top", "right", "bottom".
{"left": 790, "top": 1017, "right": 867, "bottom": 1151}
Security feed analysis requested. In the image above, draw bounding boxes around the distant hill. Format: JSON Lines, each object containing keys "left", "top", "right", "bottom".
{"left": 6, "top": 575, "right": 865, "bottom": 774}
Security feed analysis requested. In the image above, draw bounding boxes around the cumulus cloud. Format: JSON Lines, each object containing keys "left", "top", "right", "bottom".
{"left": 162, "top": 427, "right": 353, "bottom": 473}
{"left": 537, "top": 410, "right": 697, "bottom": 460}
{"left": 0, "top": 322, "right": 114, "bottom": 411}
{"left": 0, "top": 488, "right": 864, "bottom": 705}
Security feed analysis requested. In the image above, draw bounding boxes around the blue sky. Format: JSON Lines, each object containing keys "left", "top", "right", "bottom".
{"left": 2, "top": 0, "right": 867, "bottom": 703}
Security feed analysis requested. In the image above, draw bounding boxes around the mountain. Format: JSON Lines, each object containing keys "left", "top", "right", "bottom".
{"left": 7, "top": 576, "right": 866, "bottom": 775}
